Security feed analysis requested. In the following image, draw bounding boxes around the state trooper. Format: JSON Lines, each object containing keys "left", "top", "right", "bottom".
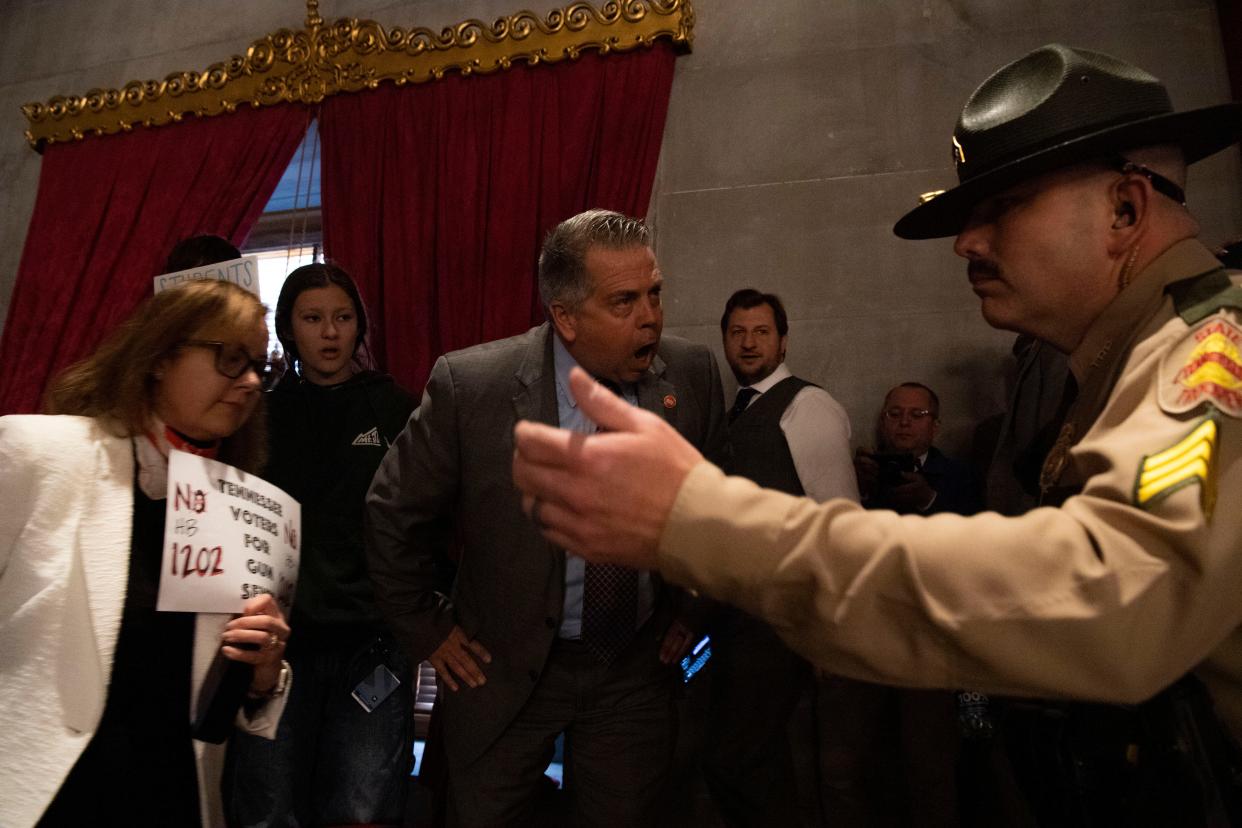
{"left": 512, "top": 43, "right": 1242, "bottom": 822}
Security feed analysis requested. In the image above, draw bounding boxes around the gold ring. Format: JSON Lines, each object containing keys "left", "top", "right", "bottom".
{"left": 267, "top": 633, "right": 280, "bottom": 650}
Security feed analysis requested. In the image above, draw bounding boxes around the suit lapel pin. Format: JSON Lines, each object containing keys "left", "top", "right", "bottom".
{"left": 663, "top": 394, "right": 677, "bottom": 409}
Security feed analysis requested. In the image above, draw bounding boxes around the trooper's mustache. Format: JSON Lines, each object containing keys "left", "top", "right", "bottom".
{"left": 968, "top": 260, "right": 1002, "bottom": 281}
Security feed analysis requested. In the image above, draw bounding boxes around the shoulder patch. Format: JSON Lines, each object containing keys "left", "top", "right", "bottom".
{"left": 1157, "top": 315, "right": 1242, "bottom": 418}
{"left": 1133, "top": 410, "right": 1219, "bottom": 520}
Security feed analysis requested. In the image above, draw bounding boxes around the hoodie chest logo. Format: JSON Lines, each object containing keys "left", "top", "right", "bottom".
{"left": 352, "top": 427, "right": 383, "bottom": 447}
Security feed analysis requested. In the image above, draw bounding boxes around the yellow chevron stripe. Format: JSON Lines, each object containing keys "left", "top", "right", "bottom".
{"left": 1133, "top": 415, "right": 1218, "bottom": 518}
{"left": 1140, "top": 419, "right": 1216, "bottom": 471}
{"left": 1138, "top": 434, "right": 1213, "bottom": 486}
{"left": 1184, "top": 361, "right": 1242, "bottom": 391}
{"left": 1137, "top": 457, "right": 1210, "bottom": 504}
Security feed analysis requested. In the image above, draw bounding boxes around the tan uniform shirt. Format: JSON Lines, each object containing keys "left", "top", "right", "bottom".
{"left": 659, "top": 239, "right": 1242, "bottom": 739}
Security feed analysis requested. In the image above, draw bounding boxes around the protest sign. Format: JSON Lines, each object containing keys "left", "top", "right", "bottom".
{"left": 153, "top": 254, "right": 260, "bottom": 296}
{"left": 157, "top": 449, "right": 300, "bottom": 614}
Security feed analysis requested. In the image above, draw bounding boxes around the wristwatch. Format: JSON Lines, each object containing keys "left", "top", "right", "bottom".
{"left": 246, "top": 659, "right": 290, "bottom": 701}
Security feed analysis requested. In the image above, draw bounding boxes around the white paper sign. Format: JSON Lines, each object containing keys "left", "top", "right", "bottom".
{"left": 153, "top": 254, "right": 261, "bottom": 296}
{"left": 157, "top": 449, "right": 300, "bottom": 614}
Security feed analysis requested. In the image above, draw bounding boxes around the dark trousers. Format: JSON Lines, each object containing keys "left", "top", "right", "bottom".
{"left": 702, "top": 611, "right": 811, "bottom": 827}
{"left": 448, "top": 632, "right": 677, "bottom": 827}
{"left": 818, "top": 675, "right": 961, "bottom": 827}
{"left": 226, "top": 634, "right": 413, "bottom": 827}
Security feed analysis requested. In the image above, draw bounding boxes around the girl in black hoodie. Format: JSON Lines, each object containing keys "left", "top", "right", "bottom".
{"left": 228, "top": 263, "right": 416, "bottom": 827}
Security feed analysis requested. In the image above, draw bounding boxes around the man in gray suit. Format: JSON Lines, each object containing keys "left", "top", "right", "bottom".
{"left": 366, "top": 209, "right": 725, "bottom": 826}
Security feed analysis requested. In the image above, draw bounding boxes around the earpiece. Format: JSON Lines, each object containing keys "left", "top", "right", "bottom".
{"left": 1113, "top": 202, "right": 1136, "bottom": 228}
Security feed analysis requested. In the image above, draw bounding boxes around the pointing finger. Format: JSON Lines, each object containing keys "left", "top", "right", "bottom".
{"left": 568, "top": 367, "right": 652, "bottom": 434}
{"left": 513, "top": 421, "right": 589, "bottom": 470}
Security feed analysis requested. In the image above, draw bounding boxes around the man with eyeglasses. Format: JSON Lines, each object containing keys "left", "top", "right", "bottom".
{"left": 856, "top": 383, "right": 981, "bottom": 516}
{"left": 512, "top": 44, "right": 1242, "bottom": 820}
{"left": 830, "top": 382, "right": 981, "bottom": 825}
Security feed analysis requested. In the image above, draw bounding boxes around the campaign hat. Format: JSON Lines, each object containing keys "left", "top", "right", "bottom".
{"left": 893, "top": 43, "right": 1242, "bottom": 239}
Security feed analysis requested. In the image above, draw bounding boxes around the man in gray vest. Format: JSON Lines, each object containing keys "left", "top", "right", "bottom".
{"left": 721, "top": 289, "right": 858, "bottom": 505}
{"left": 702, "top": 288, "right": 857, "bottom": 826}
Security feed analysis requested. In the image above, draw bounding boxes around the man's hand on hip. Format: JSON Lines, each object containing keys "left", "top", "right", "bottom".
{"left": 429, "top": 625, "right": 492, "bottom": 691}
{"left": 659, "top": 619, "right": 696, "bottom": 664}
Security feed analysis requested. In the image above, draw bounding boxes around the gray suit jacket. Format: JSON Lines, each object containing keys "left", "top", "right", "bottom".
{"left": 366, "top": 323, "right": 724, "bottom": 767}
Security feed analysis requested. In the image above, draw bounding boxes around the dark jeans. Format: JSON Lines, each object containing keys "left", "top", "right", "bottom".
{"left": 226, "top": 633, "right": 413, "bottom": 827}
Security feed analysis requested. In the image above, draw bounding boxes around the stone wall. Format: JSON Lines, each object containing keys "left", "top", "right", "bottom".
{"left": 650, "top": 0, "right": 1240, "bottom": 455}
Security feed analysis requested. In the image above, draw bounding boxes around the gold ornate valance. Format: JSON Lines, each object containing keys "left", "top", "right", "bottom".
{"left": 21, "top": 0, "right": 694, "bottom": 151}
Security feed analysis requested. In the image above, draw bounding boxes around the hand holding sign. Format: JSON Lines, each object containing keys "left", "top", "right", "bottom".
{"left": 194, "top": 592, "right": 291, "bottom": 742}
{"left": 223, "top": 593, "right": 290, "bottom": 689}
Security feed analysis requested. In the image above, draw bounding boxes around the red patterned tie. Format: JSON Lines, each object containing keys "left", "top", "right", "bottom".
{"left": 581, "top": 379, "right": 640, "bottom": 663}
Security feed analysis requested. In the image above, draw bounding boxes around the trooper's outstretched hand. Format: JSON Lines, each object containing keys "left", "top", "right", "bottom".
{"left": 513, "top": 367, "right": 703, "bottom": 570}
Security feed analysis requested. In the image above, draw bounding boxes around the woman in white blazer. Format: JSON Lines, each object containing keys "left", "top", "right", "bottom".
{"left": 0, "top": 279, "right": 291, "bottom": 827}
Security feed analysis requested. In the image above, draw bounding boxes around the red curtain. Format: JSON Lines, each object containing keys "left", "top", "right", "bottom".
{"left": 0, "top": 104, "right": 311, "bottom": 414}
{"left": 319, "top": 42, "right": 677, "bottom": 394}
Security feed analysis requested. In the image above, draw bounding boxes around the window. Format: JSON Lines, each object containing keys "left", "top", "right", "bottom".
{"left": 243, "top": 121, "right": 322, "bottom": 353}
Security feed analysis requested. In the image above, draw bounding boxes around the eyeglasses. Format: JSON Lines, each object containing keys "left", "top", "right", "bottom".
{"left": 182, "top": 340, "right": 283, "bottom": 390}
{"left": 1114, "top": 159, "right": 1186, "bottom": 206}
{"left": 883, "top": 407, "right": 934, "bottom": 422}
